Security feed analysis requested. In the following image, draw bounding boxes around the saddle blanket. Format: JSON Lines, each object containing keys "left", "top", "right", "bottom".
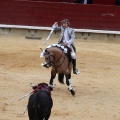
{"left": 40, "top": 44, "right": 68, "bottom": 58}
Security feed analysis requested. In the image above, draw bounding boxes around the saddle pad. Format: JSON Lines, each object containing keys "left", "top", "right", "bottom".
{"left": 46, "top": 44, "right": 67, "bottom": 53}
{"left": 40, "top": 44, "right": 68, "bottom": 58}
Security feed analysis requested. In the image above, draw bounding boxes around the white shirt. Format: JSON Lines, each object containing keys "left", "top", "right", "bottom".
{"left": 63, "top": 28, "right": 70, "bottom": 46}
{"left": 84, "top": 0, "right": 87, "bottom": 4}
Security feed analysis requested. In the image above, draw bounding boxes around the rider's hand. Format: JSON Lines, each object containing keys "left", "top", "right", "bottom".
{"left": 52, "top": 22, "right": 58, "bottom": 29}
{"left": 63, "top": 42, "right": 68, "bottom": 46}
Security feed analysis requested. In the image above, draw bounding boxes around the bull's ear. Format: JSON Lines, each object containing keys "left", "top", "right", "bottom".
{"left": 32, "top": 85, "right": 37, "bottom": 90}
{"left": 48, "top": 84, "right": 55, "bottom": 91}
{"left": 49, "top": 87, "right": 53, "bottom": 91}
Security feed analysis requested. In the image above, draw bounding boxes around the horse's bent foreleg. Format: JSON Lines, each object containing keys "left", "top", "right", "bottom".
{"left": 49, "top": 69, "right": 56, "bottom": 86}
{"left": 65, "top": 73, "right": 75, "bottom": 96}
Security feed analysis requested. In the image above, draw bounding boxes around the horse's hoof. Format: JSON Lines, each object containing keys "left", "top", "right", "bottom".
{"left": 70, "top": 89, "right": 75, "bottom": 96}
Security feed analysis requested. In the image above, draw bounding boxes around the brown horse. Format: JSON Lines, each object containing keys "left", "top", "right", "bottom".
{"left": 41, "top": 45, "right": 75, "bottom": 96}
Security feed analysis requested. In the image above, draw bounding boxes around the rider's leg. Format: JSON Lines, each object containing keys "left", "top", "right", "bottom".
{"left": 71, "top": 52, "right": 80, "bottom": 74}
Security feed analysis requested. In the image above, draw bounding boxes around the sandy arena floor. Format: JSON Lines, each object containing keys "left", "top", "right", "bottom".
{"left": 0, "top": 34, "right": 120, "bottom": 120}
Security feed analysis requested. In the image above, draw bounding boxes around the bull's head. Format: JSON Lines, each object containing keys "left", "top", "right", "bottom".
{"left": 30, "top": 82, "right": 55, "bottom": 92}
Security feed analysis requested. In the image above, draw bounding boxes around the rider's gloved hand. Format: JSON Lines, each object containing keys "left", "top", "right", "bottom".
{"left": 52, "top": 22, "right": 58, "bottom": 29}
{"left": 63, "top": 41, "right": 68, "bottom": 46}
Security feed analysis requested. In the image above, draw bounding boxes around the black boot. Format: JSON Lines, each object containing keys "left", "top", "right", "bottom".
{"left": 72, "top": 59, "right": 80, "bottom": 74}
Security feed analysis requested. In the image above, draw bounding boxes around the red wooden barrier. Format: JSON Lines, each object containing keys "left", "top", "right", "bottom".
{"left": 29, "top": 0, "right": 74, "bottom": 2}
{"left": 93, "top": 0, "right": 116, "bottom": 5}
{"left": 0, "top": 0, "right": 120, "bottom": 31}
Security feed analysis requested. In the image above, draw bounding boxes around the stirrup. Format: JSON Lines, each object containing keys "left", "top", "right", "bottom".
{"left": 73, "top": 69, "right": 80, "bottom": 75}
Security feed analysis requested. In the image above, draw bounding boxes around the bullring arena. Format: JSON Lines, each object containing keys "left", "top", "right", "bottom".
{"left": 0, "top": 29, "right": 120, "bottom": 120}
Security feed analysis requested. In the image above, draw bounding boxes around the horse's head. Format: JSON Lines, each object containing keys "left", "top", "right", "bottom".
{"left": 43, "top": 49, "right": 55, "bottom": 68}
{"left": 40, "top": 46, "right": 64, "bottom": 69}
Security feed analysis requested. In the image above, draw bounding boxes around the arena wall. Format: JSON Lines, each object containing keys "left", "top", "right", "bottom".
{"left": 93, "top": 0, "right": 116, "bottom": 5}
{"left": 0, "top": 27, "right": 120, "bottom": 42}
{"left": 0, "top": 0, "right": 120, "bottom": 41}
{"left": 0, "top": 0, "right": 120, "bottom": 31}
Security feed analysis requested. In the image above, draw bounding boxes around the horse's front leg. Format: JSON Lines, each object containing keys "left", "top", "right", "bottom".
{"left": 49, "top": 68, "right": 56, "bottom": 87}
{"left": 65, "top": 72, "right": 75, "bottom": 96}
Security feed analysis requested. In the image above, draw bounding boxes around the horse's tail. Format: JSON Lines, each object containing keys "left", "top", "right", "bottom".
{"left": 58, "top": 73, "right": 64, "bottom": 84}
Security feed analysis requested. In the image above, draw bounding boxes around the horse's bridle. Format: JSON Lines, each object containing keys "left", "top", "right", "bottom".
{"left": 44, "top": 48, "right": 66, "bottom": 69}
{"left": 44, "top": 50, "right": 54, "bottom": 68}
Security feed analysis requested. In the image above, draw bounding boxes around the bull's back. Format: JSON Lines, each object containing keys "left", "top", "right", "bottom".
{"left": 28, "top": 90, "right": 53, "bottom": 120}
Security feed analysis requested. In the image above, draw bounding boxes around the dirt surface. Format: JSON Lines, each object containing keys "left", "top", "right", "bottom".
{"left": 0, "top": 35, "right": 120, "bottom": 120}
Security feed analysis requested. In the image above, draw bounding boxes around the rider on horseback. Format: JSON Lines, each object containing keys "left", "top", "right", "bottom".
{"left": 54, "top": 19, "right": 80, "bottom": 74}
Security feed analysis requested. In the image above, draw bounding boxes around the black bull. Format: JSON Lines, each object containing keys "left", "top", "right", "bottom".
{"left": 28, "top": 83, "right": 53, "bottom": 120}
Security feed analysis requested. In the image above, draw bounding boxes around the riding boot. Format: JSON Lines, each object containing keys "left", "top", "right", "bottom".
{"left": 72, "top": 59, "right": 80, "bottom": 74}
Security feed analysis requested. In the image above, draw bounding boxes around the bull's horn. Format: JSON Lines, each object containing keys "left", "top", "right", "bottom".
{"left": 48, "top": 84, "right": 56, "bottom": 88}
{"left": 30, "top": 83, "right": 38, "bottom": 87}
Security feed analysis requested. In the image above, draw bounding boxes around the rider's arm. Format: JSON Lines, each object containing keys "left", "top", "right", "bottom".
{"left": 52, "top": 22, "right": 61, "bottom": 31}
{"left": 54, "top": 26, "right": 61, "bottom": 31}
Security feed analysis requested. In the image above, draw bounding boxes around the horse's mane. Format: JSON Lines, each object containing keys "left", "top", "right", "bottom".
{"left": 46, "top": 44, "right": 72, "bottom": 62}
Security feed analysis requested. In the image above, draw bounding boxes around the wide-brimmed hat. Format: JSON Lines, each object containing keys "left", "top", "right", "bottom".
{"left": 61, "top": 19, "right": 70, "bottom": 26}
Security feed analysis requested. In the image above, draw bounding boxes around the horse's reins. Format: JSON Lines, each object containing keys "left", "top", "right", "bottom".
{"left": 54, "top": 50, "right": 66, "bottom": 69}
